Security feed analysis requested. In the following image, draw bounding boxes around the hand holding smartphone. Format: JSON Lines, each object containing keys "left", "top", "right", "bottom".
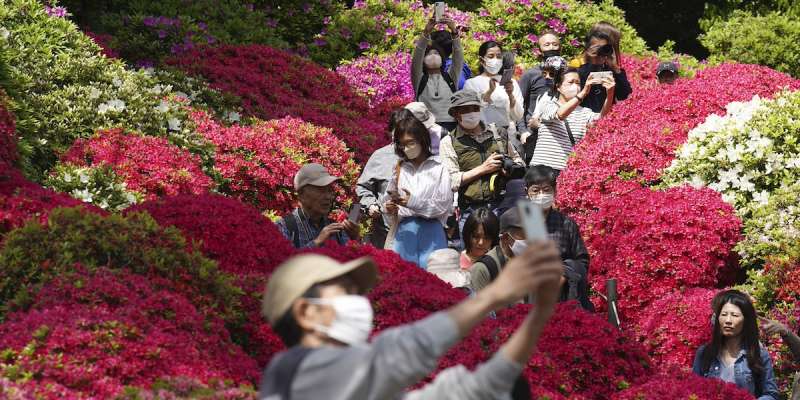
{"left": 347, "top": 204, "right": 362, "bottom": 223}
{"left": 516, "top": 200, "right": 548, "bottom": 242}
{"left": 499, "top": 68, "right": 514, "bottom": 86}
{"left": 587, "top": 71, "right": 613, "bottom": 81}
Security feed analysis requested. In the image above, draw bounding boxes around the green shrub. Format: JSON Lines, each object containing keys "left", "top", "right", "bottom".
{"left": 258, "top": 0, "right": 346, "bottom": 49}
{"left": 700, "top": 10, "right": 800, "bottom": 77}
{"left": 0, "top": 207, "right": 243, "bottom": 323}
{"left": 0, "top": 0, "right": 230, "bottom": 181}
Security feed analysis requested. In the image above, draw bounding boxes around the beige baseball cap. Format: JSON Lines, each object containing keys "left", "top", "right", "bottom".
{"left": 262, "top": 254, "right": 378, "bottom": 325}
{"left": 404, "top": 102, "right": 437, "bottom": 130}
{"left": 293, "top": 163, "right": 340, "bottom": 191}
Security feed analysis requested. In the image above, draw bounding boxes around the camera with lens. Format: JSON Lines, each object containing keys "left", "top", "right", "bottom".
{"left": 500, "top": 154, "right": 526, "bottom": 179}
{"left": 597, "top": 44, "right": 614, "bottom": 57}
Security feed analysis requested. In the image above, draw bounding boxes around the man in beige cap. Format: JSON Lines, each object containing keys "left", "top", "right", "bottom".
{"left": 259, "top": 240, "right": 564, "bottom": 400}
{"left": 276, "top": 163, "right": 360, "bottom": 248}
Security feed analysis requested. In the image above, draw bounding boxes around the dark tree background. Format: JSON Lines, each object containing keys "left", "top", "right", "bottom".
{"left": 613, "top": 0, "right": 711, "bottom": 58}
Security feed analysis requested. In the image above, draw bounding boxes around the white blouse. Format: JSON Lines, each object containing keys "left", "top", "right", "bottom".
{"left": 463, "top": 75, "right": 524, "bottom": 129}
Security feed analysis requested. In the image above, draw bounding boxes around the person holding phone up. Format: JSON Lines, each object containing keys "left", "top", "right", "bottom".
{"left": 578, "top": 26, "right": 632, "bottom": 113}
{"left": 383, "top": 113, "right": 453, "bottom": 269}
{"left": 463, "top": 41, "right": 524, "bottom": 134}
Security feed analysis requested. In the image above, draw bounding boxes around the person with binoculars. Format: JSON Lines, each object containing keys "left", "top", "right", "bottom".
{"left": 438, "top": 90, "right": 526, "bottom": 238}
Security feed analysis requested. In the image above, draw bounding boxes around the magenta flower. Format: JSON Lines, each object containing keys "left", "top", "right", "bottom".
{"left": 570, "top": 38, "right": 581, "bottom": 47}
{"left": 385, "top": 27, "right": 397, "bottom": 37}
{"left": 44, "top": 5, "right": 68, "bottom": 17}
{"left": 266, "top": 18, "right": 278, "bottom": 28}
{"left": 518, "top": 0, "right": 532, "bottom": 6}
{"left": 313, "top": 38, "right": 327, "bottom": 47}
{"left": 341, "top": 28, "right": 352, "bottom": 39}
{"left": 157, "top": 30, "right": 168, "bottom": 39}
{"left": 302, "top": 3, "right": 312, "bottom": 13}
{"left": 323, "top": 16, "right": 332, "bottom": 25}
{"left": 479, "top": 8, "right": 490, "bottom": 17}
{"left": 534, "top": 13, "right": 544, "bottom": 21}
{"left": 526, "top": 34, "right": 539, "bottom": 44}
{"left": 353, "top": 0, "right": 366, "bottom": 9}
{"left": 358, "top": 41, "right": 371, "bottom": 50}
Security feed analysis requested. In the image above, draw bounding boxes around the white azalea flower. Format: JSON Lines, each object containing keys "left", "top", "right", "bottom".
{"left": 88, "top": 87, "right": 102, "bottom": 100}
{"left": 168, "top": 117, "right": 181, "bottom": 131}
{"left": 79, "top": 173, "right": 89, "bottom": 184}
{"left": 156, "top": 100, "right": 170, "bottom": 113}
{"left": 753, "top": 190, "right": 770, "bottom": 206}
{"left": 0, "top": 27, "right": 9, "bottom": 40}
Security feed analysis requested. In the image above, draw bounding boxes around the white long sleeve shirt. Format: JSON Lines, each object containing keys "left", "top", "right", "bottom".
{"left": 390, "top": 156, "right": 454, "bottom": 226}
{"left": 462, "top": 75, "right": 524, "bottom": 129}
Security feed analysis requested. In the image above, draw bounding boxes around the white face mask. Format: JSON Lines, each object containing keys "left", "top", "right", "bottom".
{"left": 530, "top": 193, "right": 554, "bottom": 210}
{"left": 308, "top": 295, "right": 374, "bottom": 346}
{"left": 560, "top": 83, "right": 579, "bottom": 100}
{"left": 424, "top": 53, "right": 442, "bottom": 69}
{"left": 483, "top": 57, "right": 502, "bottom": 75}
{"left": 459, "top": 112, "right": 482, "bottom": 130}
{"left": 403, "top": 143, "right": 422, "bottom": 160}
{"left": 510, "top": 239, "right": 528, "bottom": 257}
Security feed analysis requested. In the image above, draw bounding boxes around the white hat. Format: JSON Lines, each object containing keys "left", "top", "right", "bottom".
{"left": 427, "top": 249, "right": 470, "bottom": 288}
{"left": 404, "top": 102, "right": 437, "bottom": 130}
{"left": 293, "top": 163, "right": 340, "bottom": 191}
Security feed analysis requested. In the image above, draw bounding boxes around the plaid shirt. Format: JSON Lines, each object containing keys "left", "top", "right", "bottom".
{"left": 276, "top": 208, "right": 350, "bottom": 249}
{"left": 546, "top": 210, "right": 592, "bottom": 309}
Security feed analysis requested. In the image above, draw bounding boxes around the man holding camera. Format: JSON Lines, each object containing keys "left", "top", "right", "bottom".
{"left": 439, "top": 90, "right": 526, "bottom": 236}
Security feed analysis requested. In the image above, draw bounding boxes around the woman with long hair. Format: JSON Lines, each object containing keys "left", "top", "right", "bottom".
{"left": 692, "top": 290, "right": 779, "bottom": 400}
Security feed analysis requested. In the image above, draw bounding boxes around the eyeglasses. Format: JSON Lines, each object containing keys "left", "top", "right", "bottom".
{"left": 527, "top": 186, "right": 554, "bottom": 196}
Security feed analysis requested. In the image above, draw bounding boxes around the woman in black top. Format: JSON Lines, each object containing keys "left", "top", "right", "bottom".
{"left": 578, "top": 25, "right": 632, "bottom": 113}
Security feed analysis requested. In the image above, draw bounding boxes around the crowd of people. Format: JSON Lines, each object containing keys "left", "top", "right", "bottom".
{"left": 261, "top": 14, "right": 797, "bottom": 400}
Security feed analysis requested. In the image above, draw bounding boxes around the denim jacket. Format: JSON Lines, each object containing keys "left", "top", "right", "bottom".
{"left": 692, "top": 344, "right": 779, "bottom": 400}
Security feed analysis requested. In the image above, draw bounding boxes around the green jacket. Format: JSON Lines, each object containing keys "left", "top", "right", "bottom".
{"left": 451, "top": 125, "right": 508, "bottom": 206}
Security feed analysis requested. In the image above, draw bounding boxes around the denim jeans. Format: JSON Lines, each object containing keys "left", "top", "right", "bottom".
{"left": 393, "top": 217, "right": 447, "bottom": 269}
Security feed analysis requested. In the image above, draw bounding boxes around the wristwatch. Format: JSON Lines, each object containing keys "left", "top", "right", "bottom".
{"left": 575, "top": 93, "right": 584, "bottom": 101}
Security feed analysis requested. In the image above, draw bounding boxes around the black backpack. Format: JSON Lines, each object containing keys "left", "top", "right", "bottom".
{"left": 415, "top": 71, "right": 457, "bottom": 101}
{"left": 477, "top": 250, "right": 507, "bottom": 281}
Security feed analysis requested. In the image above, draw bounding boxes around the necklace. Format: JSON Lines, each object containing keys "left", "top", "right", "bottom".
{"left": 431, "top": 74, "right": 442, "bottom": 98}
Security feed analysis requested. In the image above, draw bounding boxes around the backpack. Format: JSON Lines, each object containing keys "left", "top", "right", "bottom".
{"left": 477, "top": 249, "right": 507, "bottom": 281}
{"left": 283, "top": 212, "right": 302, "bottom": 248}
{"left": 415, "top": 71, "right": 457, "bottom": 101}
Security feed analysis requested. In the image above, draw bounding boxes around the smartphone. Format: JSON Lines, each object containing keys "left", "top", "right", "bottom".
{"left": 434, "top": 2, "right": 445, "bottom": 22}
{"left": 348, "top": 204, "right": 362, "bottom": 223}
{"left": 588, "top": 71, "right": 613, "bottom": 81}
{"left": 499, "top": 68, "right": 514, "bottom": 85}
{"left": 516, "top": 200, "right": 548, "bottom": 242}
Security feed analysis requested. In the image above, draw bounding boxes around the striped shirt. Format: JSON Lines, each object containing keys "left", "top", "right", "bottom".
{"left": 530, "top": 95, "right": 599, "bottom": 170}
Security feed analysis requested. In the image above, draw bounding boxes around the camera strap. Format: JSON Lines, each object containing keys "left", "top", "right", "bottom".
{"left": 564, "top": 120, "right": 576, "bottom": 146}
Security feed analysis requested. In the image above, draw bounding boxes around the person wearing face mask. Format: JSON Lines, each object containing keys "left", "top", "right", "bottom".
{"left": 693, "top": 290, "right": 779, "bottom": 400}
{"left": 530, "top": 66, "right": 614, "bottom": 171}
{"left": 259, "top": 237, "right": 565, "bottom": 399}
{"left": 412, "top": 15, "right": 464, "bottom": 133}
{"left": 524, "top": 165, "right": 592, "bottom": 310}
{"left": 463, "top": 41, "right": 524, "bottom": 133}
{"left": 382, "top": 113, "right": 453, "bottom": 269}
{"left": 578, "top": 26, "right": 632, "bottom": 113}
{"left": 404, "top": 102, "right": 444, "bottom": 155}
{"left": 468, "top": 207, "right": 529, "bottom": 294}
{"left": 438, "top": 90, "right": 525, "bottom": 236}
{"left": 517, "top": 30, "right": 562, "bottom": 163}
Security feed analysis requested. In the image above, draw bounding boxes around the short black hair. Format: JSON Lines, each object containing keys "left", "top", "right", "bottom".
{"left": 524, "top": 165, "right": 558, "bottom": 189}
{"left": 550, "top": 66, "right": 579, "bottom": 97}
{"left": 393, "top": 114, "right": 433, "bottom": 160}
{"left": 430, "top": 30, "right": 453, "bottom": 59}
{"left": 388, "top": 108, "right": 416, "bottom": 138}
{"left": 477, "top": 40, "right": 503, "bottom": 74}
{"left": 584, "top": 30, "right": 612, "bottom": 50}
{"left": 273, "top": 285, "right": 320, "bottom": 347}
{"left": 462, "top": 207, "right": 500, "bottom": 254}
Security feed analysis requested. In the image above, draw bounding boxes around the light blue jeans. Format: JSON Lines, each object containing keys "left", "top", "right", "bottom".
{"left": 394, "top": 217, "right": 447, "bottom": 269}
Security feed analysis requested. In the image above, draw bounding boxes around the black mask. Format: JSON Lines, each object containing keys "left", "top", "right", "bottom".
{"left": 541, "top": 49, "right": 560, "bottom": 59}
{"left": 544, "top": 78, "right": 554, "bottom": 88}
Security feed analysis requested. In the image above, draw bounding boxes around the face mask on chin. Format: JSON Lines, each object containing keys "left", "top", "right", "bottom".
{"left": 308, "top": 295, "right": 374, "bottom": 346}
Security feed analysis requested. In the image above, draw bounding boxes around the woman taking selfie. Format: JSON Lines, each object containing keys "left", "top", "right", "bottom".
{"left": 692, "top": 290, "right": 779, "bottom": 400}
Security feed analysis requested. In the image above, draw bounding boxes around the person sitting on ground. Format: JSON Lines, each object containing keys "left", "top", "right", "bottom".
{"left": 459, "top": 207, "right": 500, "bottom": 270}
{"left": 524, "top": 165, "right": 592, "bottom": 310}
{"left": 412, "top": 16, "right": 464, "bottom": 133}
{"left": 259, "top": 240, "right": 563, "bottom": 399}
{"left": 383, "top": 113, "right": 453, "bottom": 269}
{"left": 427, "top": 248, "right": 471, "bottom": 291}
{"left": 656, "top": 61, "right": 679, "bottom": 84}
{"left": 356, "top": 110, "right": 405, "bottom": 248}
{"left": 578, "top": 23, "right": 632, "bottom": 113}
{"left": 439, "top": 90, "right": 525, "bottom": 234}
{"left": 529, "top": 66, "right": 613, "bottom": 171}
{"left": 469, "top": 207, "right": 527, "bottom": 294}
{"left": 431, "top": 28, "right": 472, "bottom": 91}
{"left": 517, "top": 29, "right": 563, "bottom": 162}
{"left": 277, "top": 163, "right": 360, "bottom": 248}
{"left": 693, "top": 289, "right": 779, "bottom": 400}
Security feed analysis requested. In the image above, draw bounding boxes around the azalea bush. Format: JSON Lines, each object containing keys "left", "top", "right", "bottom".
{"left": 663, "top": 91, "right": 800, "bottom": 266}
{"left": 586, "top": 186, "right": 741, "bottom": 323}
{"left": 170, "top": 44, "right": 388, "bottom": 161}
{"left": 335, "top": 51, "right": 414, "bottom": 108}
{"left": 46, "top": 128, "right": 214, "bottom": 210}
{"left": 0, "top": 98, "right": 16, "bottom": 167}
{"left": 0, "top": 207, "right": 242, "bottom": 324}
{"left": 612, "top": 372, "right": 755, "bottom": 400}
{"left": 634, "top": 288, "right": 715, "bottom": 372}
{"left": 190, "top": 111, "right": 360, "bottom": 214}
{"left": 701, "top": 10, "right": 800, "bottom": 78}
{"left": 0, "top": 266, "right": 258, "bottom": 397}
{"left": 0, "top": 0, "right": 221, "bottom": 180}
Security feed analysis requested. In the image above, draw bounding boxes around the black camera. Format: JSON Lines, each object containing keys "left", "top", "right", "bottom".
{"left": 597, "top": 44, "right": 614, "bottom": 57}
{"left": 500, "top": 155, "right": 526, "bottom": 179}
